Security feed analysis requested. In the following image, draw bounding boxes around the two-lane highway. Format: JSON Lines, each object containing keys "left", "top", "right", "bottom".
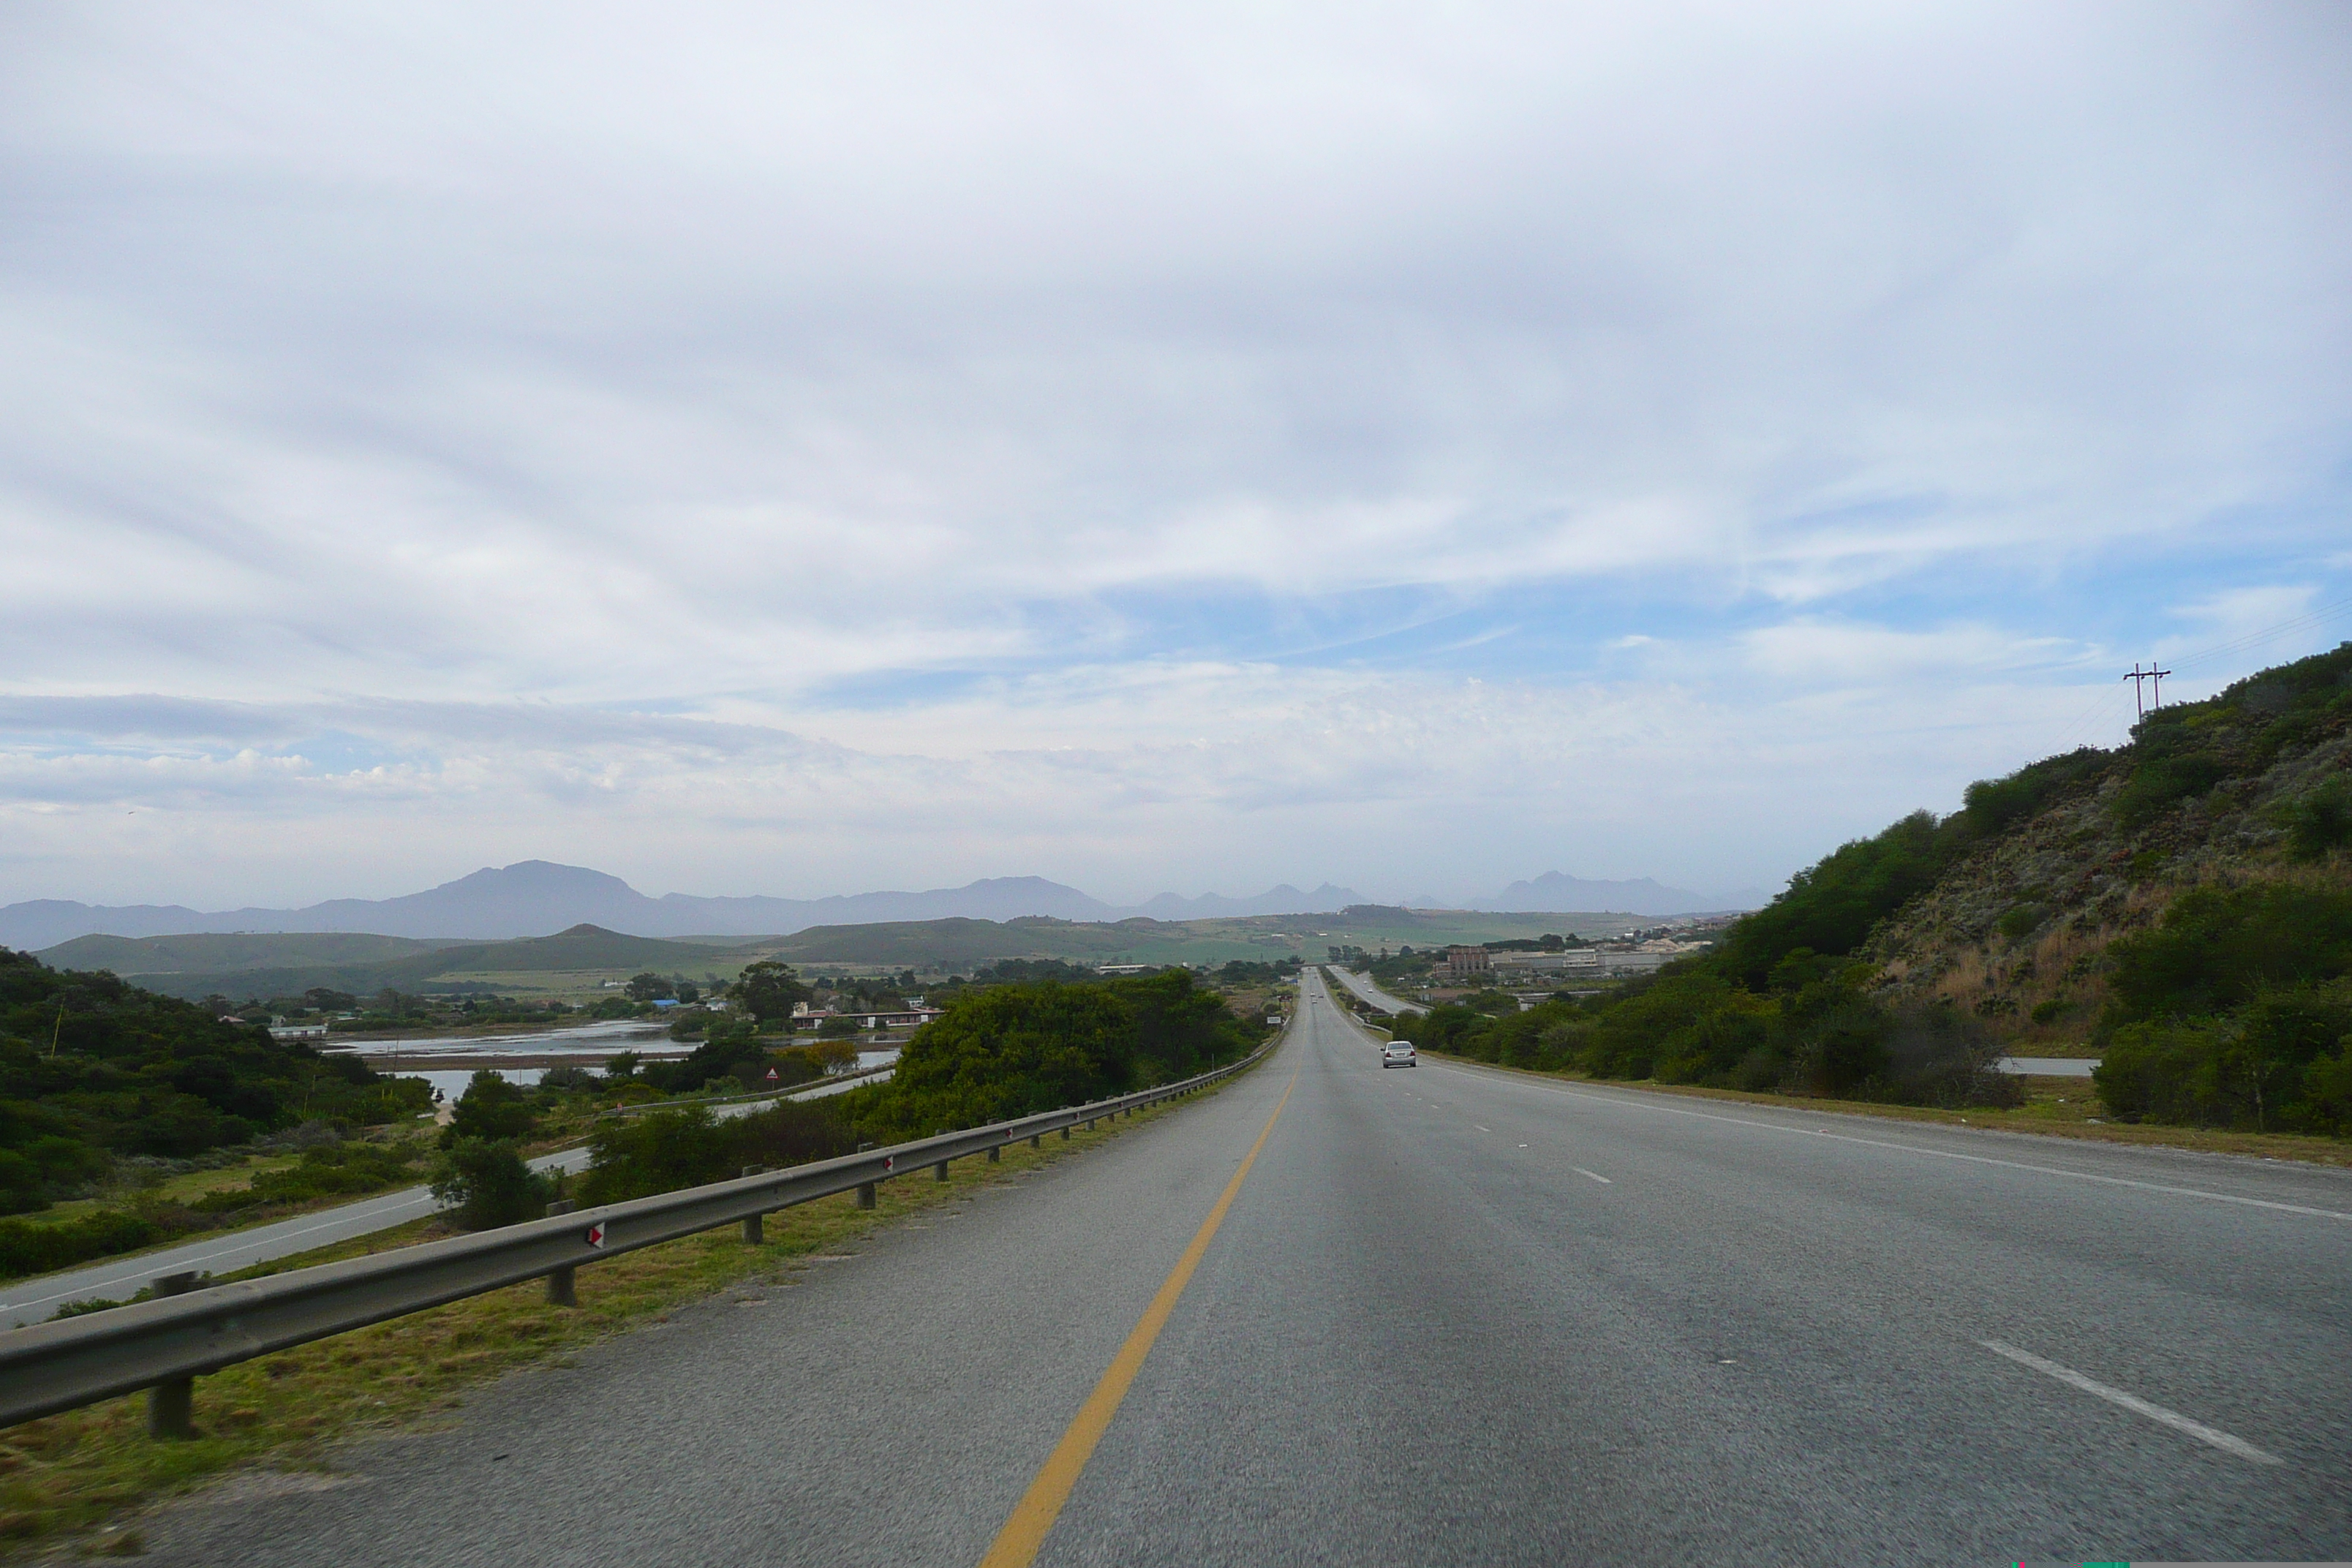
{"left": 136, "top": 969, "right": 2349, "bottom": 1565}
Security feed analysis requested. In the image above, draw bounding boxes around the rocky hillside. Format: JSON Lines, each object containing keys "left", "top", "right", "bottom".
{"left": 1870, "top": 643, "right": 2352, "bottom": 1050}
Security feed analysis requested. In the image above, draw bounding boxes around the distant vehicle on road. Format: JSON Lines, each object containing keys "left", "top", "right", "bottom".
{"left": 1382, "top": 1042, "right": 1417, "bottom": 1068}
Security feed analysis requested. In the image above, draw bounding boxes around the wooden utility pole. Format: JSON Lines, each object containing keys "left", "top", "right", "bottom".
{"left": 2124, "top": 661, "right": 2172, "bottom": 720}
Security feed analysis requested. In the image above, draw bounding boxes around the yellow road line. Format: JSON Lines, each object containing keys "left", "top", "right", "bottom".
{"left": 977, "top": 1071, "right": 1299, "bottom": 1568}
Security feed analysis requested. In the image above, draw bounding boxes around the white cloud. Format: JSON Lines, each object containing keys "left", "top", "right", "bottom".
{"left": 1, "top": 1, "right": 2348, "bottom": 904}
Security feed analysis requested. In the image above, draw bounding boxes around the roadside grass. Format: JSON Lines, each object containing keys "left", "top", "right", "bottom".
{"left": 1423, "top": 1053, "right": 2352, "bottom": 1168}
{"left": 0, "top": 1088, "right": 1219, "bottom": 1557}
{"left": 1, "top": 1081, "right": 847, "bottom": 1288}
{"left": 20, "top": 1156, "right": 317, "bottom": 1232}
{"left": 0, "top": 1128, "right": 451, "bottom": 1289}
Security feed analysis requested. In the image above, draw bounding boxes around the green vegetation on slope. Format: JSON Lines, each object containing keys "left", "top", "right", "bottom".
{"left": 53, "top": 924, "right": 754, "bottom": 1004}
{"left": 34, "top": 932, "right": 462, "bottom": 976}
{"left": 2091, "top": 883, "right": 2352, "bottom": 1133}
{"left": 0, "top": 949, "right": 426, "bottom": 1214}
{"left": 1401, "top": 642, "right": 2352, "bottom": 1129}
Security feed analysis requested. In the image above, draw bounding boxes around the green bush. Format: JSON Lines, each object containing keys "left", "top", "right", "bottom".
{"left": 440, "top": 1071, "right": 536, "bottom": 1147}
{"left": 2111, "top": 751, "right": 2228, "bottom": 829}
{"left": 1996, "top": 904, "right": 2047, "bottom": 944}
{"left": 427, "top": 1137, "right": 556, "bottom": 1230}
{"left": 2274, "top": 776, "right": 2352, "bottom": 862}
{"left": 2095, "top": 989, "right": 2352, "bottom": 1131}
{"left": 0, "top": 1210, "right": 165, "bottom": 1281}
{"left": 1956, "top": 747, "right": 2108, "bottom": 839}
{"left": 1875, "top": 1002, "right": 2021, "bottom": 1108}
{"left": 2092, "top": 1021, "right": 2222, "bottom": 1125}
{"left": 578, "top": 1109, "right": 736, "bottom": 1204}
{"left": 851, "top": 970, "right": 1260, "bottom": 1142}
{"left": 189, "top": 1142, "right": 415, "bottom": 1214}
{"left": 2106, "top": 884, "right": 2352, "bottom": 1021}
{"left": 577, "top": 1101, "right": 856, "bottom": 1205}
{"left": 638, "top": 1024, "right": 801, "bottom": 1095}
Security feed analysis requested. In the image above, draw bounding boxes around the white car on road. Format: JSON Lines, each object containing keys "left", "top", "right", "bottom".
{"left": 1381, "top": 1041, "right": 1417, "bottom": 1068}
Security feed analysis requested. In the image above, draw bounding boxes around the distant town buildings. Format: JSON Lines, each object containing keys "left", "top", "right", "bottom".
{"left": 791, "top": 1002, "right": 946, "bottom": 1031}
{"left": 1435, "top": 946, "right": 1492, "bottom": 984}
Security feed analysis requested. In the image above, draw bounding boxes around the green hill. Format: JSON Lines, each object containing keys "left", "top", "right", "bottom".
{"left": 753, "top": 917, "right": 1142, "bottom": 968}
{"left": 37, "top": 932, "right": 461, "bottom": 976}
{"left": 0, "top": 949, "right": 425, "bottom": 1217}
{"left": 1395, "top": 641, "right": 2352, "bottom": 1134}
{"left": 391, "top": 924, "right": 748, "bottom": 980}
{"left": 78, "top": 925, "right": 755, "bottom": 1003}
{"left": 745, "top": 908, "right": 1635, "bottom": 970}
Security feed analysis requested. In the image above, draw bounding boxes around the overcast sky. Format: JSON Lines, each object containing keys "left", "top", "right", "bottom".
{"left": 3, "top": 1, "right": 2348, "bottom": 911}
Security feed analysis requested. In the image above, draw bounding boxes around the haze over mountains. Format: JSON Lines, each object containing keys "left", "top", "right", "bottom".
{"left": 1463, "top": 872, "right": 1771, "bottom": 919}
{"left": 0, "top": 861, "right": 1764, "bottom": 950}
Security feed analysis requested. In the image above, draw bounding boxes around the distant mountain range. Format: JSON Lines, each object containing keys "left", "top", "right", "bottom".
{"left": 0, "top": 862, "right": 1379, "bottom": 949}
{"left": 0, "top": 860, "right": 1760, "bottom": 950}
{"left": 1450, "top": 871, "right": 1768, "bottom": 919}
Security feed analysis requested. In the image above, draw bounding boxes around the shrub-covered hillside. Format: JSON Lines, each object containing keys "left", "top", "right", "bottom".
{"left": 1868, "top": 643, "right": 2352, "bottom": 1039}
{"left": 0, "top": 947, "right": 426, "bottom": 1214}
{"left": 1395, "top": 642, "right": 2352, "bottom": 1130}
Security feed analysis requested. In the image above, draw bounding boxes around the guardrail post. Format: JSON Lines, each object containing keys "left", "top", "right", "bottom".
{"left": 146, "top": 1272, "right": 200, "bottom": 1439}
{"left": 1059, "top": 1126, "right": 1069, "bottom": 1141}
{"left": 933, "top": 1158, "right": 949, "bottom": 1182}
{"left": 987, "top": 1143, "right": 1000, "bottom": 1162}
{"left": 741, "top": 1166, "right": 768, "bottom": 1242}
{"left": 855, "top": 1144, "right": 877, "bottom": 1208}
{"left": 544, "top": 1199, "right": 578, "bottom": 1305}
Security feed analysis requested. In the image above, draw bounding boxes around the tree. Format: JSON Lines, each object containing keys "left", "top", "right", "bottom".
{"left": 733, "top": 961, "right": 810, "bottom": 1024}
{"left": 625, "top": 973, "right": 674, "bottom": 1003}
{"left": 429, "top": 1137, "right": 556, "bottom": 1229}
{"left": 442, "top": 1070, "right": 535, "bottom": 1146}
{"left": 807, "top": 1039, "right": 859, "bottom": 1074}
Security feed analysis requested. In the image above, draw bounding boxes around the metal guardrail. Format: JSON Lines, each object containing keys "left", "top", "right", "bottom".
{"left": 0, "top": 1039, "right": 1276, "bottom": 1432}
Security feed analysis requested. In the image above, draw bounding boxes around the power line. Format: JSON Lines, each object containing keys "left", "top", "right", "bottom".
{"left": 2042, "top": 591, "right": 2352, "bottom": 755}
{"left": 2159, "top": 593, "right": 2352, "bottom": 681}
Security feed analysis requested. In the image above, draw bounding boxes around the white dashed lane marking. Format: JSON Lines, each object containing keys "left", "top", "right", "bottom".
{"left": 1980, "top": 1339, "right": 2282, "bottom": 1465}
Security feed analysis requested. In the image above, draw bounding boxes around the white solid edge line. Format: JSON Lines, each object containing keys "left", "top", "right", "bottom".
{"left": 1572, "top": 1167, "right": 1613, "bottom": 1185}
{"left": 1979, "top": 1339, "right": 2283, "bottom": 1466}
{"left": 1421, "top": 1058, "right": 2352, "bottom": 1223}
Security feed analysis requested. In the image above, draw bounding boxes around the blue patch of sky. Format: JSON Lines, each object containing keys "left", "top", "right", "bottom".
{"left": 781, "top": 527, "right": 2352, "bottom": 715}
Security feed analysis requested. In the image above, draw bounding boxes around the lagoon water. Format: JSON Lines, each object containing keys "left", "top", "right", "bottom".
{"left": 332, "top": 1024, "right": 902, "bottom": 1101}
{"left": 326, "top": 1017, "right": 678, "bottom": 1061}
{"left": 326, "top": 1018, "right": 678, "bottom": 1100}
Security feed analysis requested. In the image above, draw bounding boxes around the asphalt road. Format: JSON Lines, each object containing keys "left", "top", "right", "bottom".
{"left": 0, "top": 1071, "right": 894, "bottom": 1328}
{"left": 1327, "top": 965, "right": 1427, "bottom": 1014}
{"left": 137, "top": 971, "right": 2349, "bottom": 1565}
